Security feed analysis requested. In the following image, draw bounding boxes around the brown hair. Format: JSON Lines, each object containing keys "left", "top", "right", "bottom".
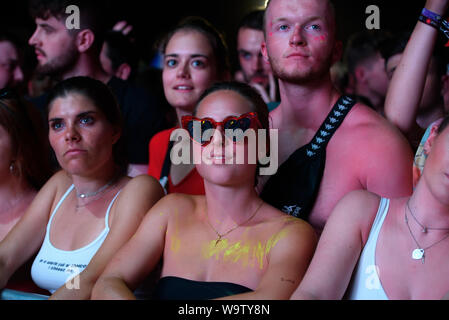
{"left": 46, "top": 76, "right": 128, "bottom": 177}
{"left": 0, "top": 90, "right": 53, "bottom": 189}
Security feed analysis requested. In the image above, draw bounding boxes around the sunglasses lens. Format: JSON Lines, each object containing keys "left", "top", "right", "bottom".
{"left": 187, "top": 120, "right": 215, "bottom": 145}
{"left": 224, "top": 117, "right": 252, "bottom": 141}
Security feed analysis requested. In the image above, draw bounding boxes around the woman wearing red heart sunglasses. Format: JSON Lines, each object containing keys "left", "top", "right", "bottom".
{"left": 147, "top": 17, "right": 231, "bottom": 195}
{"left": 93, "top": 82, "right": 317, "bottom": 300}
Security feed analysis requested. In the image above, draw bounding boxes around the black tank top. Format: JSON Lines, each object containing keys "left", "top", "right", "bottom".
{"left": 260, "top": 95, "right": 356, "bottom": 221}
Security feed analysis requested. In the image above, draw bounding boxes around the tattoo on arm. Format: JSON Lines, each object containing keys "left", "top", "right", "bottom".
{"left": 281, "top": 277, "right": 295, "bottom": 285}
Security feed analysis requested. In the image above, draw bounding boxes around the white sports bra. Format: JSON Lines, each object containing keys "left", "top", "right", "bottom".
{"left": 31, "top": 185, "right": 120, "bottom": 294}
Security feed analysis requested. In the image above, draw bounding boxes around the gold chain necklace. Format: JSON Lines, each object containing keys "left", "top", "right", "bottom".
{"left": 206, "top": 200, "right": 264, "bottom": 247}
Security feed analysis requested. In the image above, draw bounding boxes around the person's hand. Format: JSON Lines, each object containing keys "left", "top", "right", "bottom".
{"left": 112, "top": 20, "right": 133, "bottom": 35}
{"left": 250, "top": 72, "right": 278, "bottom": 104}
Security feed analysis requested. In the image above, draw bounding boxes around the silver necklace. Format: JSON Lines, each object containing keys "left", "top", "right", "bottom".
{"left": 404, "top": 203, "right": 449, "bottom": 264}
{"left": 406, "top": 200, "right": 449, "bottom": 233}
{"left": 75, "top": 179, "right": 115, "bottom": 199}
{"left": 206, "top": 201, "right": 264, "bottom": 247}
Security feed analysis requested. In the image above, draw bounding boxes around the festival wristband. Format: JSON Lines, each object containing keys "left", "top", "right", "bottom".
{"left": 419, "top": 8, "right": 449, "bottom": 46}
{"left": 419, "top": 8, "right": 441, "bottom": 29}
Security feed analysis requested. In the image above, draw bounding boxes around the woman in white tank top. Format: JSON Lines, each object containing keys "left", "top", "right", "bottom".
{"left": 0, "top": 77, "right": 164, "bottom": 299}
{"left": 291, "top": 0, "right": 449, "bottom": 301}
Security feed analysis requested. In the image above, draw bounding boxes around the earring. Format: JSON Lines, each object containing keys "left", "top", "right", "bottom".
{"left": 9, "top": 162, "right": 15, "bottom": 174}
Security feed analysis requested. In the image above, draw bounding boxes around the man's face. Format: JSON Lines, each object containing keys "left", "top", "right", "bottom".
{"left": 0, "top": 40, "right": 24, "bottom": 89}
{"left": 364, "top": 53, "right": 389, "bottom": 98}
{"left": 28, "top": 16, "right": 78, "bottom": 77}
{"left": 262, "top": 0, "right": 337, "bottom": 84}
{"left": 237, "top": 27, "right": 270, "bottom": 88}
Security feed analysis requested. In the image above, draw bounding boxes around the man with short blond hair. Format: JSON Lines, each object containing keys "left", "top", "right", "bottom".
{"left": 259, "top": 0, "right": 413, "bottom": 234}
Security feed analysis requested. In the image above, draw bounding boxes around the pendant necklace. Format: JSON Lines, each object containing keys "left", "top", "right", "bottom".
{"left": 206, "top": 200, "right": 264, "bottom": 247}
{"left": 404, "top": 201, "right": 449, "bottom": 264}
{"left": 76, "top": 179, "right": 115, "bottom": 199}
{"left": 75, "top": 177, "right": 117, "bottom": 210}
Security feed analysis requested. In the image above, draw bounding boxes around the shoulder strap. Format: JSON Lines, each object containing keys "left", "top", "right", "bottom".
{"left": 304, "top": 95, "right": 356, "bottom": 158}
{"left": 159, "top": 140, "right": 174, "bottom": 191}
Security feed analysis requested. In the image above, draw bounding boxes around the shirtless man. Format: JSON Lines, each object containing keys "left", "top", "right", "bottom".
{"left": 259, "top": 0, "right": 413, "bottom": 234}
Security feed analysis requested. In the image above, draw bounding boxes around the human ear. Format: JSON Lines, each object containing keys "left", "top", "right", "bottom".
{"left": 424, "top": 120, "right": 443, "bottom": 155}
{"left": 261, "top": 41, "right": 269, "bottom": 64}
{"left": 116, "top": 63, "right": 131, "bottom": 81}
{"left": 76, "top": 29, "right": 95, "bottom": 53}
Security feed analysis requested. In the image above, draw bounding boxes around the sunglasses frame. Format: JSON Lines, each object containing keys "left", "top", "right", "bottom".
{"left": 181, "top": 111, "right": 262, "bottom": 146}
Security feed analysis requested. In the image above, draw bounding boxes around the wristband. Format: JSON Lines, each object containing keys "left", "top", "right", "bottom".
{"left": 419, "top": 8, "right": 449, "bottom": 46}
{"left": 419, "top": 8, "right": 441, "bottom": 29}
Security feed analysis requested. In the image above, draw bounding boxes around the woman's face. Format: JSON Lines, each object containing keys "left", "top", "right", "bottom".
{"left": 193, "top": 90, "right": 258, "bottom": 186}
{"left": 48, "top": 93, "right": 120, "bottom": 177}
{"left": 162, "top": 30, "right": 218, "bottom": 113}
{"left": 0, "top": 124, "right": 13, "bottom": 177}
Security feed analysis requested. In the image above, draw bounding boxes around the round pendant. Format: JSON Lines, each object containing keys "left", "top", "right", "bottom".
{"left": 412, "top": 248, "right": 424, "bottom": 260}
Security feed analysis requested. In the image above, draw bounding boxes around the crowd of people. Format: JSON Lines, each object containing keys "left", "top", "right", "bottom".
{"left": 0, "top": 0, "right": 448, "bottom": 300}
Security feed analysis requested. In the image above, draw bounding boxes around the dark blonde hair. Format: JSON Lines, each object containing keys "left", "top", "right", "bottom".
{"left": 0, "top": 90, "right": 53, "bottom": 189}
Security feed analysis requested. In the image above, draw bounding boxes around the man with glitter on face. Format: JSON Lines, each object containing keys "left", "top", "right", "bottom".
{"left": 259, "top": 0, "right": 413, "bottom": 235}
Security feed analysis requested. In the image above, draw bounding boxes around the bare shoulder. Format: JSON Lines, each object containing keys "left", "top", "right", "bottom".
{"left": 49, "top": 170, "right": 72, "bottom": 187}
{"left": 327, "top": 189, "right": 382, "bottom": 242}
{"left": 148, "top": 193, "right": 200, "bottom": 218}
{"left": 342, "top": 102, "right": 409, "bottom": 144}
{"left": 265, "top": 205, "right": 317, "bottom": 245}
{"left": 121, "top": 174, "right": 164, "bottom": 195}
{"left": 39, "top": 170, "right": 72, "bottom": 199}
{"left": 335, "top": 189, "right": 382, "bottom": 216}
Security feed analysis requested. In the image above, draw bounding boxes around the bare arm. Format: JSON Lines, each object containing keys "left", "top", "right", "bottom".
{"left": 219, "top": 219, "right": 317, "bottom": 300}
{"left": 384, "top": 0, "right": 448, "bottom": 142}
{"left": 91, "top": 194, "right": 181, "bottom": 300}
{"left": 0, "top": 172, "right": 62, "bottom": 288}
{"left": 50, "top": 175, "right": 164, "bottom": 300}
{"left": 291, "top": 190, "right": 380, "bottom": 300}
{"left": 356, "top": 115, "right": 414, "bottom": 198}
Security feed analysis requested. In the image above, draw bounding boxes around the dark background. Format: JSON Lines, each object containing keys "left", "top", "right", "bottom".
{"left": 0, "top": 0, "right": 432, "bottom": 71}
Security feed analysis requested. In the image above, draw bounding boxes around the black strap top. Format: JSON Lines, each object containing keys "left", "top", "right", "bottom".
{"left": 154, "top": 276, "right": 252, "bottom": 300}
{"left": 260, "top": 95, "right": 356, "bottom": 221}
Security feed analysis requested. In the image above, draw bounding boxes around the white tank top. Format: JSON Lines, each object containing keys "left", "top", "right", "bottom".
{"left": 31, "top": 185, "right": 120, "bottom": 294}
{"left": 345, "top": 197, "right": 389, "bottom": 300}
